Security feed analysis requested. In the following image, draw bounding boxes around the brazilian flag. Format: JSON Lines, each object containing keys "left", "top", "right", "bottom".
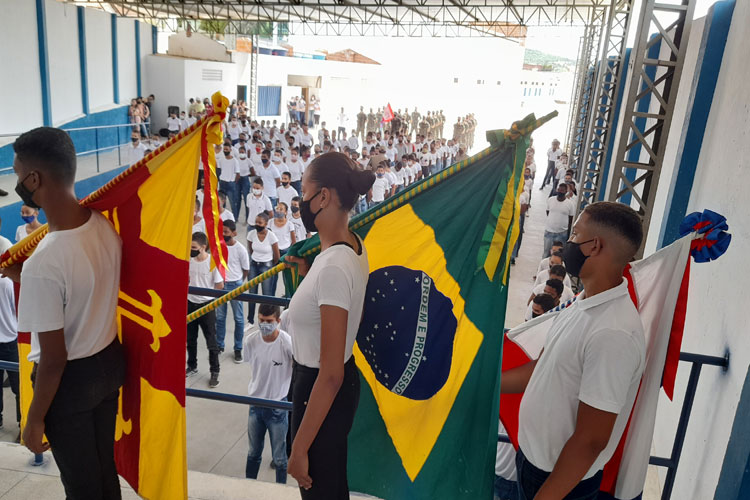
{"left": 283, "top": 112, "right": 556, "bottom": 499}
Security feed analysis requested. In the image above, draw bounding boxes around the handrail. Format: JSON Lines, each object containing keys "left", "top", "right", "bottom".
{"left": 188, "top": 286, "right": 290, "bottom": 307}
{"left": 0, "top": 121, "right": 152, "bottom": 139}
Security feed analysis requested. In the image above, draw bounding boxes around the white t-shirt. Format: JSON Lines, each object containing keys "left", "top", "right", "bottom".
{"left": 527, "top": 162, "right": 537, "bottom": 176}
{"left": 299, "top": 133, "right": 314, "bottom": 147}
{"left": 534, "top": 268, "right": 572, "bottom": 289}
{"left": 291, "top": 215, "right": 306, "bottom": 242}
{"left": 0, "top": 235, "right": 12, "bottom": 255}
{"left": 348, "top": 137, "right": 359, "bottom": 151}
{"left": 220, "top": 209, "right": 235, "bottom": 222}
{"left": 547, "top": 147, "right": 563, "bottom": 163}
{"left": 269, "top": 219, "right": 295, "bottom": 251}
{"left": 545, "top": 196, "right": 576, "bottom": 233}
{"left": 237, "top": 157, "right": 252, "bottom": 177}
{"left": 126, "top": 142, "right": 147, "bottom": 165}
{"left": 227, "top": 123, "right": 241, "bottom": 140}
{"left": 18, "top": 211, "right": 121, "bottom": 362}
{"left": 286, "top": 159, "right": 305, "bottom": 182}
{"left": 218, "top": 156, "right": 240, "bottom": 183}
{"left": 225, "top": 241, "right": 250, "bottom": 282}
{"left": 0, "top": 276, "right": 17, "bottom": 343}
{"left": 519, "top": 190, "right": 530, "bottom": 207}
{"left": 16, "top": 224, "right": 33, "bottom": 243}
{"left": 246, "top": 194, "right": 273, "bottom": 222}
{"left": 242, "top": 330, "right": 293, "bottom": 400}
{"left": 277, "top": 185, "right": 298, "bottom": 209}
{"left": 532, "top": 282, "right": 575, "bottom": 304}
{"left": 247, "top": 229, "right": 278, "bottom": 263}
{"left": 288, "top": 236, "right": 369, "bottom": 368}
{"left": 167, "top": 116, "right": 181, "bottom": 132}
{"left": 519, "top": 279, "right": 646, "bottom": 478}
{"left": 371, "top": 177, "right": 391, "bottom": 202}
{"left": 419, "top": 152, "right": 434, "bottom": 168}
{"left": 188, "top": 256, "right": 223, "bottom": 303}
{"left": 192, "top": 218, "right": 206, "bottom": 236}
{"left": 258, "top": 164, "right": 282, "bottom": 198}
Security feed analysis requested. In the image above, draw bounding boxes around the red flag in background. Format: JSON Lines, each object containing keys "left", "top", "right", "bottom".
{"left": 382, "top": 103, "right": 394, "bottom": 123}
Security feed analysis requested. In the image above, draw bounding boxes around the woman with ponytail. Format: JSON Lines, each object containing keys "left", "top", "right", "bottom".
{"left": 285, "top": 152, "right": 375, "bottom": 499}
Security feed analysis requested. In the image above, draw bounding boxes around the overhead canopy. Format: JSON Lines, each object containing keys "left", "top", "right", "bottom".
{"left": 64, "top": 0, "right": 607, "bottom": 37}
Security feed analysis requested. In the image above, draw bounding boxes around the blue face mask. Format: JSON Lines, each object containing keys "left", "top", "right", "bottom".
{"left": 21, "top": 215, "right": 35, "bottom": 224}
{"left": 259, "top": 321, "right": 277, "bottom": 337}
{"left": 377, "top": 173, "right": 384, "bottom": 178}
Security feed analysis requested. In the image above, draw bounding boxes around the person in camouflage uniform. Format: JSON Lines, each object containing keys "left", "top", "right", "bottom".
{"left": 366, "top": 108, "right": 377, "bottom": 135}
{"left": 411, "top": 107, "right": 421, "bottom": 136}
{"left": 357, "top": 106, "right": 367, "bottom": 142}
{"left": 376, "top": 108, "right": 384, "bottom": 133}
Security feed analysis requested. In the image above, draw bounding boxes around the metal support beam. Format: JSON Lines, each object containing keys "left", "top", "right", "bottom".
{"left": 249, "top": 34, "right": 258, "bottom": 120}
{"left": 568, "top": 5, "right": 607, "bottom": 175}
{"left": 575, "top": 0, "right": 634, "bottom": 216}
{"left": 565, "top": 34, "right": 587, "bottom": 155}
{"left": 607, "top": 0, "right": 695, "bottom": 257}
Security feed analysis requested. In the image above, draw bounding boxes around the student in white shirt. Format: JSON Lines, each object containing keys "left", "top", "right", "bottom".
{"left": 217, "top": 220, "right": 251, "bottom": 362}
{"left": 16, "top": 205, "right": 43, "bottom": 242}
{"left": 537, "top": 242, "right": 565, "bottom": 275}
{"left": 187, "top": 232, "right": 224, "bottom": 387}
{"left": 286, "top": 148, "right": 305, "bottom": 194}
{"left": 384, "top": 165, "right": 399, "bottom": 197}
{"left": 501, "top": 202, "right": 646, "bottom": 499}
{"left": 289, "top": 196, "right": 307, "bottom": 243}
{"left": 277, "top": 172, "right": 299, "bottom": 209}
{"left": 542, "top": 139, "right": 563, "bottom": 189}
{"left": 534, "top": 260, "right": 573, "bottom": 289}
{"left": 337, "top": 108, "right": 348, "bottom": 136}
{"left": 243, "top": 303, "right": 293, "bottom": 484}
{"left": 269, "top": 202, "right": 297, "bottom": 255}
{"left": 126, "top": 132, "right": 147, "bottom": 165}
{"left": 246, "top": 213, "right": 280, "bottom": 325}
{"left": 192, "top": 197, "right": 207, "bottom": 235}
{"left": 348, "top": 130, "right": 359, "bottom": 152}
{"left": 166, "top": 111, "right": 181, "bottom": 134}
{"left": 258, "top": 150, "right": 283, "bottom": 205}
{"left": 216, "top": 191, "right": 235, "bottom": 222}
{"left": 218, "top": 143, "right": 240, "bottom": 218}
{"left": 528, "top": 278, "right": 575, "bottom": 307}
{"left": 246, "top": 177, "right": 274, "bottom": 225}
{"left": 0, "top": 275, "right": 20, "bottom": 430}
{"left": 419, "top": 147, "right": 433, "bottom": 178}
{"left": 524, "top": 293, "right": 557, "bottom": 321}
{"left": 299, "top": 124, "right": 314, "bottom": 148}
{"left": 5, "top": 127, "right": 125, "bottom": 496}
{"left": 543, "top": 184, "right": 576, "bottom": 258}
{"left": 284, "top": 152, "right": 375, "bottom": 495}
{"left": 236, "top": 146, "right": 254, "bottom": 222}
{"left": 368, "top": 165, "right": 391, "bottom": 208}
{"left": 227, "top": 118, "right": 242, "bottom": 144}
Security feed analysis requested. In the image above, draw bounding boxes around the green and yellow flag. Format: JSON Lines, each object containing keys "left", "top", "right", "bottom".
{"left": 284, "top": 112, "right": 556, "bottom": 499}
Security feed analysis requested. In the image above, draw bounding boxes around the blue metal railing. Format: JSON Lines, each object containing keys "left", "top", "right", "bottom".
{"left": 0, "top": 284, "right": 730, "bottom": 499}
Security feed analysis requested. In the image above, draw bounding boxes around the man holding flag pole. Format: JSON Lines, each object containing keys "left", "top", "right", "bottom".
{"left": 502, "top": 202, "right": 646, "bottom": 500}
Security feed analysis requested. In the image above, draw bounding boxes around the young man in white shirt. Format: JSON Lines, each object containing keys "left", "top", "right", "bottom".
{"left": 187, "top": 232, "right": 224, "bottom": 388}
{"left": 298, "top": 124, "right": 314, "bottom": 148}
{"left": 348, "top": 129, "right": 359, "bottom": 152}
{"left": 126, "top": 132, "right": 147, "bottom": 166}
{"left": 289, "top": 196, "right": 307, "bottom": 243}
{"left": 5, "top": 127, "right": 125, "bottom": 497}
{"left": 277, "top": 172, "right": 298, "bottom": 209}
{"left": 260, "top": 150, "right": 283, "bottom": 206}
{"left": 528, "top": 278, "right": 575, "bottom": 308}
{"left": 218, "top": 143, "right": 240, "bottom": 218}
{"left": 246, "top": 177, "right": 274, "bottom": 224}
{"left": 243, "top": 303, "right": 293, "bottom": 484}
{"left": 337, "top": 107, "right": 348, "bottom": 136}
{"left": 236, "top": 146, "right": 253, "bottom": 221}
{"left": 501, "top": 202, "right": 646, "bottom": 500}
{"left": 368, "top": 165, "right": 391, "bottom": 208}
{"left": 286, "top": 147, "right": 305, "bottom": 194}
{"left": 217, "top": 191, "right": 236, "bottom": 222}
{"left": 217, "top": 220, "right": 251, "bottom": 363}
{"left": 511, "top": 188, "right": 531, "bottom": 265}
{"left": 166, "top": 111, "right": 181, "bottom": 135}
{"left": 542, "top": 139, "right": 563, "bottom": 189}
{"left": 543, "top": 183, "right": 576, "bottom": 258}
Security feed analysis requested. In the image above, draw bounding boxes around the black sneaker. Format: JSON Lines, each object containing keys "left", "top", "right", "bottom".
{"left": 209, "top": 373, "right": 220, "bottom": 388}
{"left": 218, "top": 347, "right": 225, "bottom": 353}
{"left": 186, "top": 367, "right": 198, "bottom": 378}
{"left": 234, "top": 350, "right": 243, "bottom": 363}
{"left": 270, "top": 460, "right": 277, "bottom": 470}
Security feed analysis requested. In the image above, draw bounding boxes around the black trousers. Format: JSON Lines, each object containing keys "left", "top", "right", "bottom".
{"left": 0, "top": 340, "right": 20, "bottom": 424}
{"left": 543, "top": 160, "right": 556, "bottom": 187}
{"left": 186, "top": 300, "right": 220, "bottom": 373}
{"left": 291, "top": 357, "right": 360, "bottom": 500}
{"left": 40, "top": 339, "right": 126, "bottom": 500}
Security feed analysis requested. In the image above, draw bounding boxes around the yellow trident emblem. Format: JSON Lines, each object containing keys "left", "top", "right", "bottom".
{"left": 118, "top": 289, "right": 172, "bottom": 352}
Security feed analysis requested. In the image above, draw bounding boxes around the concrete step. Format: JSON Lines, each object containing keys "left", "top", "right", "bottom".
{"left": 0, "top": 442, "right": 380, "bottom": 500}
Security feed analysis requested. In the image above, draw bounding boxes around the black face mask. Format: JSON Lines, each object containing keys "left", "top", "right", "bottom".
{"left": 291, "top": 205, "right": 300, "bottom": 214}
{"left": 224, "top": 151, "right": 231, "bottom": 157}
{"left": 255, "top": 225, "right": 266, "bottom": 233}
{"left": 262, "top": 158, "right": 269, "bottom": 165}
{"left": 556, "top": 192, "right": 566, "bottom": 201}
{"left": 281, "top": 181, "right": 290, "bottom": 187}
{"left": 562, "top": 239, "right": 595, "bottom": 277}
{"left": 300, "top": 190, "right": 323, "bottom": 233}
{"left": 190, "top": 249, "right": 200, "bottom": 258}
{"left": 223, "top": 235, "right": 232, "bottom": 243}
{"left": 16, "top": 173, "right": 40, "bottom": 209}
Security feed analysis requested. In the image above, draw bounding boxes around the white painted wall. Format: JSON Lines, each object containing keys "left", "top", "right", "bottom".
{"left": 184, "top": 58, "right": 237, "bottom": 112}
{"left": 647, "top": 2, "right": 750, "bottom": 498}
{"left": 117, "top": 18, "right": 137, "bottom": 103}
{"left": 143, "top": 55, "right": 185, "bottom": 131}
{"left": 85, "top": 8, "right": 113, "bottom": 111}
{"left": 45, "top": 0, "right": 82, "bottom": 126}
{"left": 0, "top": 0, "right": 43, "bottom": 134}
{"left": 138, "top": 21, "right": 153, "bottom": 94}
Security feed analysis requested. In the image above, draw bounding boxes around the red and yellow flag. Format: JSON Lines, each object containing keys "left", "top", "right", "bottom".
{"left": 2, "top": 91, "right": 230, "bottom": 499}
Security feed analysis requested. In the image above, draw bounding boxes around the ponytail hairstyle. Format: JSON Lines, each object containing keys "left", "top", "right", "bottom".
{"left": 307, "top": 152, "right": 376, "bottom": 211}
